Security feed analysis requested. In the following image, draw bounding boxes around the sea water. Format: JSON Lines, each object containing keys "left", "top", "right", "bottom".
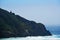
{"left": 0, "top": 35, "right": 60, "bottom": 40}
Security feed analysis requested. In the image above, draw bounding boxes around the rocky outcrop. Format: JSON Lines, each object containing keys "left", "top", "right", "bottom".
{"left": 0, "top": 8, "right": 52, "bottom": 38}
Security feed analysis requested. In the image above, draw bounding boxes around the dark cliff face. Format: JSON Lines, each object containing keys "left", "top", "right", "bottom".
{"left": 0, "top": 8, "right": 52, "bottom": 38}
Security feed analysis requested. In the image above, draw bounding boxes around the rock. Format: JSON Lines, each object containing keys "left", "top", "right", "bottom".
{"left": 0, "top": 8, "right": 52, "bottom": 38}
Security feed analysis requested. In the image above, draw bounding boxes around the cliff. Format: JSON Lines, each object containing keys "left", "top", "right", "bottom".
{"left": 0, "top": 8, "right": 52, "bottom": 38}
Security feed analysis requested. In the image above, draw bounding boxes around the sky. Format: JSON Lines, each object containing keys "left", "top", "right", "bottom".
{"left": 0, "top": 0, "right": 60, "bottom": 26}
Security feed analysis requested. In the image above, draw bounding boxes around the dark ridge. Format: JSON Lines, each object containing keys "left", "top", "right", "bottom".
{"left": 0, "top": 8, "right": 52, "bottom": 38}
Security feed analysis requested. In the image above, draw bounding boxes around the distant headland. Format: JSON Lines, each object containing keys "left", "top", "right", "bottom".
{"left": 0, "top": 8, "right": 52, "bottom": 38}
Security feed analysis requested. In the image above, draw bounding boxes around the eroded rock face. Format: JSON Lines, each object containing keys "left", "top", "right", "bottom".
{"left": 0, "top": 8, "right": 52, "bottom": 38}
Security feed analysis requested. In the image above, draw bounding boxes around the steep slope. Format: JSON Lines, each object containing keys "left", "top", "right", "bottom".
{"left": 0, "top": 8, "right": 52, "bottom": 38}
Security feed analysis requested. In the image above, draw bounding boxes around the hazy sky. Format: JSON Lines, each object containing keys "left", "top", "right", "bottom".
{"left": 0, "top": 0, "right": 60, "bottom": 26}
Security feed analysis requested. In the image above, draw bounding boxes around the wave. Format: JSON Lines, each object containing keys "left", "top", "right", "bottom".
{"left": 0, "top": 35, "right": 60, "bottom": 40}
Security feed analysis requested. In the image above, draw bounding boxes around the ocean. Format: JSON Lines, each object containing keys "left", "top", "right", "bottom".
{"left": 46, "top": 26, "right": 60, "bottom": 35}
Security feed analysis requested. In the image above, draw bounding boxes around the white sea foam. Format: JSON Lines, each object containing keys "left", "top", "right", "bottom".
{"left": 0, "top": 35, "right": 60, "bottom": 40}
